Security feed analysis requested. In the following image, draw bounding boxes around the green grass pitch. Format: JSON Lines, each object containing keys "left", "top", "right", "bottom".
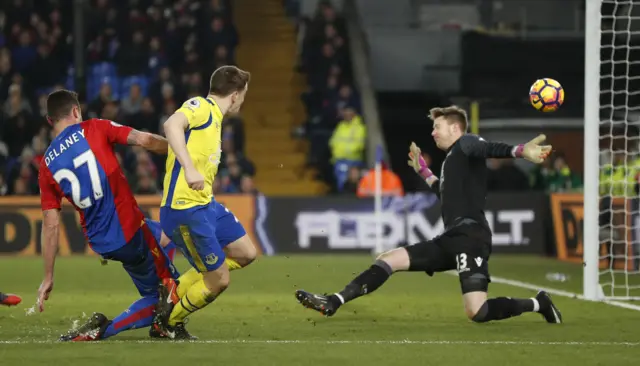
{"left": 0, "top": 255, "right": 638, "bottom": 365}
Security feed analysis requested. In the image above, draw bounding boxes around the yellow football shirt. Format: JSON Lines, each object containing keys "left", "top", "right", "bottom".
{"left": 161, "top": 96, "right": 223, "bottom": 209}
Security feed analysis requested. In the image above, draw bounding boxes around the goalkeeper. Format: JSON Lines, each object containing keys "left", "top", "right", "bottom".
{"left": 295, "top": 105, "right": 563, "bottom": 324}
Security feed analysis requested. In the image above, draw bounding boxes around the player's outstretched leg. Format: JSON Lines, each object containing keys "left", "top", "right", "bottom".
{"left": 0, "top": 292, "right": 22, "bottom": 306}
{"left": 295, "top": 247, "right": 408, "bottom": 316}
{"left": 59, "top": 297, "right": 165, "bottom": 341}
{"left": 102, "top": 296, "right": 160, "bottom": 338}
{"left": 463, "top": 286, "right": 562, "bottom": 324}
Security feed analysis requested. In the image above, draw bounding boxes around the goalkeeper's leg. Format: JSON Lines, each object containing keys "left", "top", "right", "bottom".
{"left": 455, "top": 234, "right": 562, "bottom": 324}
{"left": 295, "top": 246, "right": 409, "bottom": 316}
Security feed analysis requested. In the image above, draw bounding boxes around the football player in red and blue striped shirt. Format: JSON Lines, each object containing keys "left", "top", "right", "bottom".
{"left": 37, "top": 89, "right": 180, "bottom": 341}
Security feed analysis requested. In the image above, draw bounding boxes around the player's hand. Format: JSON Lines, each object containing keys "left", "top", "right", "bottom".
{"left": 37, "top": 278, "right": 53, "bottom": 312}
{"left": 519, "top": 134, "right": 553, "bottom": 164}
{"left": 407, "top": 142, "right": 433, "bottom": 179}
{"left": 184, "top": 168, "right": 205, "bottom": 191}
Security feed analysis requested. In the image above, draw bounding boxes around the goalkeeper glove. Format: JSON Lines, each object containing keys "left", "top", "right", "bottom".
{"left": 513, "top": 134, "right": 553, "bottom": 164}
{"left": 407, "top": 142, "right": 434, "bottom": 180}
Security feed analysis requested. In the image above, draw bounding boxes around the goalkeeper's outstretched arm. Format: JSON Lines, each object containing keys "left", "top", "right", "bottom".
{"left": 459, "top": 134, "right": 552, "bottom": 164}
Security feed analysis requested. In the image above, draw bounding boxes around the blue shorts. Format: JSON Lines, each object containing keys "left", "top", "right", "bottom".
{"left": 162, "top": 201, "right": 246, "bottom": 260}
{"left": 161, "top": 200, "right": 245, "bottom": 272}
{"left": 212, "top": 200, "right": 247, "bottom": 247}
{"left": 101, "top": 219, "right": 179, "bottom": 297}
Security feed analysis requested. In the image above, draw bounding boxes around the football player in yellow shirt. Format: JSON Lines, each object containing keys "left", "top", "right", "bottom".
{"left": 154, "top": 66, "right": 252, "bottom": 339}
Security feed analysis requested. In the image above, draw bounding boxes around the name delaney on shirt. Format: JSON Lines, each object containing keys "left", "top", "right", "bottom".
{"left": 44, "top": 129, "right": 86, "bottom": 166}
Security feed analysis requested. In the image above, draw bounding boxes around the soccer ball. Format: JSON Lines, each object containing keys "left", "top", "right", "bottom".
{"left": 529, "top": 78, "right": 564, "bottom": 112}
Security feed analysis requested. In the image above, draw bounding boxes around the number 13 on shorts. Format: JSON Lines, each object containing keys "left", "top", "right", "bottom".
{"left": 456, "top": 253, "right": 484, "bottom": 273}
{"left": 456, "top": 253, "right": 468, "bottom": 273}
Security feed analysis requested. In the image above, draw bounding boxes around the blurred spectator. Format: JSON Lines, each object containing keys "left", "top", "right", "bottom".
{"left": 136, "top": 174, "right": 158, "bottom": 194}
{"left": 356, "top": 163, "right": 404, "bottom": 197}
{"left": 239, "top": 175, "right": 257, "bottom": 194}
{"left": 223, "top": 113, "right": 246, "bottom": 154}
{"left": 88, "top": 81, "right": 116, "bottom": 118}
{"left": 530, "top": 153, "right": 582, "bottom": 193}
{"left": 115, "top": 31, "right": 148, "bottom": 76}
{"left": 486, "top": 158, "right": 529, "bottom": 192}
{"left": 0, "top": 173, "right": 7, "bottom": 196}
{"left": 121, "top": 83, "right": 144, "bottom": 117}
{"left": 292, "top": 0, "right": 360, "bottom": 191}
{"left": 329, "top": 107, "right": 366, "bottom": 190}
{"left": 131, "top": 97, "right": 160, "bottom": 133}
{"left": 341, "top": 166, "right": 360, "bottom": 194}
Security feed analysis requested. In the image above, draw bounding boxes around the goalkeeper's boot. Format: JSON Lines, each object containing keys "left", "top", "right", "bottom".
{"left": 60, "top": 312, "right": 110, "bottom": 342}
{"left": 295, "top": 290, "right": 340, "bottom": 317}
{"left": 536, "top": 291, "right": 563, "bottom": 324}
{"left": 0, "top": 292, "right": 22, "bottom": 306}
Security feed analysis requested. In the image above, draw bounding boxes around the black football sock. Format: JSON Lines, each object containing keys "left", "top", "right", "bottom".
{"left": 330, "top": 260, "right": 393, "bottom": 307}
{"left": 0, "top": 293, "right": 5, "bottom": 301}
{"left": 472, "top": 297, "right": 539, "bottom": 323}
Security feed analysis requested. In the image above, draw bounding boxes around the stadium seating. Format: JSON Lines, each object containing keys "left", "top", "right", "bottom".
{"left": 288, "top": 0, "right": 363, "bottom": 193}
{"left": 0, "top": 0, "right": 256, "bottom": 196}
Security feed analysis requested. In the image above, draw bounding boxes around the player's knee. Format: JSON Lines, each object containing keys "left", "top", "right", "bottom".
{"left": 225, "top": 235, "right": 257, "bottom": 267}
{"left": 375, "top": 248, "right": 410, "bottom": 272}
{"left": 469, "top": 301, "right": 489, "bottom": 322}
{"left": 238, "top": 239, "right": 257, "bottom": 265}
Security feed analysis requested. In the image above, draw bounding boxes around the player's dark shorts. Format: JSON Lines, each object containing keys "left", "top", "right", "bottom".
{"left": 403, "top": 222, "right": 492, "bottom": 294}
{"left": 101, "top": 219, "right": 179, "bottom": 297}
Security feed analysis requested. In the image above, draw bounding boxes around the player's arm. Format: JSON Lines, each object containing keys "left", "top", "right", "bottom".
{"left": 163, "top": 111, "right": 194, "bottom": 169}
{"left": 37, "top": 165, "right": 62, "bottom": 311}
{"left": 459, "top": 134, "right": 552, "bottom": 163}
{"left": 41, "top": 208, "right": 60, "bottom": 282}
{"left": 163, "top": 111, "right": 205, "bottom": 190}
{"left": 101, "top": 120, "right": 168, "bottom": 154}
{"left": 126, "top": 129, "right": 168, "bottom": 155}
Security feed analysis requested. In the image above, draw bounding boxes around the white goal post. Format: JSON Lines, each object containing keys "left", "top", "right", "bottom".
{"left": 584, "top": 0, "right": 640, "bottom": 301}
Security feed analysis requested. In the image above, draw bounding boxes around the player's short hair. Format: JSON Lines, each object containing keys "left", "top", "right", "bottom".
{"left": 428, "top": 105, "right": 468, "bottom": 132}
{"left": 209, "top": 65, "right": 251, "bottom": 96}
{"left": 47, "top": 89, "right": 80, "bottom": 123}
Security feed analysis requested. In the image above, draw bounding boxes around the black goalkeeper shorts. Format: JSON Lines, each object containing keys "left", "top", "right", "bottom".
{"left": 403, "top": 223, "right": 492, "bottom": 294}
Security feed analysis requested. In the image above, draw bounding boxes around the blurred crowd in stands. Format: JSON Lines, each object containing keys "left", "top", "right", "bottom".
{"left": 289, "top": 0, "right": 366, "bottom": 193}
{"left": 0, "top": 0, "right": 256, "bottom": 197}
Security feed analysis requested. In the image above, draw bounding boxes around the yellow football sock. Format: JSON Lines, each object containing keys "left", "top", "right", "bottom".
{"left": 226, "top": 258, "right": 242, "bottom": 271}
{"left": 176, "top": 260, "right": 242, "bottom": 298}
{"left": 169, "top": 279, "right": 216, "bottom": 326}
{"left": 176, "top": 268, "right": 201, "bottom": 298}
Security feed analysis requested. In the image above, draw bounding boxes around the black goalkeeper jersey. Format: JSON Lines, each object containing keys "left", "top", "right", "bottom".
{"left": 429, "top": 134, "right": 516, "bottom": 232}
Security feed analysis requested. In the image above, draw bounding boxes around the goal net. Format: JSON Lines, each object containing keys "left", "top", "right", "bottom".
{"left": 585, "top": 0, "right": 640, "bottom": 301}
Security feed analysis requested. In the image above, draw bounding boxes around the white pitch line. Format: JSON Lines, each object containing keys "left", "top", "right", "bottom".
{"left": 0, "top": 339, "right": 638, "bottom": 346}
{"left": 445, "top": 271, "right": 640, "bottom": 312}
